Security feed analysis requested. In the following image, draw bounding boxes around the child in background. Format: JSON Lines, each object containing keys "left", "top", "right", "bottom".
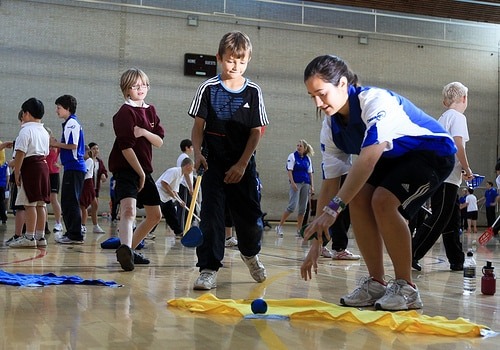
{"left": 45, "top": 127, "right": 63, "bottom": 233}
{"left": 0, "top": 160, "right": 9, "bottom": 224}
{"left": 108, "top": 68, "right": 164, "bottom": 271}
{"left": 51, "top": 94, "right": 87, "bottom": 244}
{"left": 462, "top": 187, "right": 478, "bottom": 234}
{"left": 109, "top": 175, "right": 118, "bottom": 224}
{"left": 80, "top": 146, "right": 95, "bottom": 233}
{"left": 156, "top": 157, "right": 194, "bottom": 237}
{"left": 10, "top": 98, "right": 50, "bottom": 248}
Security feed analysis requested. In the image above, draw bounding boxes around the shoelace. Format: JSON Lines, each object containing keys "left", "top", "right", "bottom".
{"left": 348, "top": 276, "right": 373, "bottom": 297}
{"left": 199, "top": 271, "right": 214, "bottom": 281}
{"left": 383, "top": 280, "right": 403, "bottom": 296}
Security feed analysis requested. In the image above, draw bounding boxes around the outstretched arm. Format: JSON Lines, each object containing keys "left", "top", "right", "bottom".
{"left": 301, "top": 142, "right": 387, "bottom": 280}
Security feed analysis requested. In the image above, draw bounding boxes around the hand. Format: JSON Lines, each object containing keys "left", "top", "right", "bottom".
{"left": 291, "top": 183, "right": 298, "bottom": 192}
{"left": 300, "top": 239, "right": 322, "bottom": 281}
{"left": 194, "top": 153, "right": 208, "bottom": 173}
{"left": 303, "top": 212, "right": 336, "bottom": 242}
{"left": 224, "top": 163, "right": 246, "bottom": 184}
{"left": 15, "top": 172, "right": 21, "bottom": 187}
{"left": 461, "top": 168, "right": 473, "bottom": 181}
{"left": 137, "top": 172, "right": 145, "bottom": 192}
{"left": 134, "top": 126, "right": 145, "bottom": 138}
{"left": 0, "top": 141, "right": 13, "bottom": 150}
{"left": 49, "top": 137, "right": 58, "bottom": 147}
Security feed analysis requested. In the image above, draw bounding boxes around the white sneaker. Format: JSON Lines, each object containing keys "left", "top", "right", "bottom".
{"left": 321, "top": 246, "right": 333, "bottom": 258}
{"left": 56, "top": 235, "right": 84, "bottom": 245}
{"left": 275, "top": 225, "right": 283, "bottom": 237}
{"left": 53, "top": 222, "right": 63, "bottom": 232}
{"left": 374, "top": 279, "right": 423, "bottom": 311}
{"left": 81, "top": 225, "right": 87, "bottom": 233}
{"left": 93, "top": 225, "right": 105, "bottom": 233}
{"left": 340, "top": 276, "right": 387, "bottom": 307}
{"left": 240, "top": 254, "right": 267, "bottom": 282}
{"left": 37, "top": 237, "right": 47, "bottom": 247}
{"left": 9, "top": 235, "right": 37, "bottom": 248}
{"left": 225, "top": 236, "right": 238, "bottom": 247}
{"left": 193, "top": 269, "right": 217, "bottom": 290}
{"left": 332, "top": 249, "right": 361, "bottom": 260}
{"left": 5, "top": 235, "right": 21, "bottom": 246}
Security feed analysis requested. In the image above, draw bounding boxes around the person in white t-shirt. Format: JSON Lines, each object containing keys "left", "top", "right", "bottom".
{"left": 462, "top": 187, "right": 478, "bottom": 234}
{"left": 411, "top": 82, "right": 472, "bottom": 272}
{"left": 175, "top": 139, "right": 194, "bottom": 229}
{"left": 156, "top": 157, "right": 194, "bottom": 237}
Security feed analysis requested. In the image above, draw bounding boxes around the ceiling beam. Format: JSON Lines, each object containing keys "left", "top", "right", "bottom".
{"left": 307, "top": 0, "right": 500, "bottom": 24}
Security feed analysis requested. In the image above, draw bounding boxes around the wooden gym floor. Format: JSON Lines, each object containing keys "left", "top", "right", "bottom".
{"left": 0, "top": 217, "right": 499, "bottom": 349}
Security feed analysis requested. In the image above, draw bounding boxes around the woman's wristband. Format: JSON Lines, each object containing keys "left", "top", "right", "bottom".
{"left": 323, "top": 196, "right": 346, "bottom": 218}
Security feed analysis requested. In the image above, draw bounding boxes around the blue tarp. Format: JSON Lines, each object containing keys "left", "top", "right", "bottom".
{"left": 0, "top": 270, "right": 122, "bottom": 287}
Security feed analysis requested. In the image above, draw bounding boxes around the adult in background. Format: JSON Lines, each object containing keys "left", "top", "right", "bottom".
{"left": 275, "top": 139, "right": 315, "bottom": 237}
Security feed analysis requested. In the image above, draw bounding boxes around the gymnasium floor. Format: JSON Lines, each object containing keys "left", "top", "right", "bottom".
{"left": 0, "top": 217, "right": 499, "bottom": 349}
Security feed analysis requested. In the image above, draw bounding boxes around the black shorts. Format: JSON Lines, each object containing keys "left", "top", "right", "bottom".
{"left": 367, "top": 151, "right": 454, "bottom": 220}
{"left": 467, "top": 211, "right": 478, "bottom": 220}
{"left": 113, "top": 170, "right": 160, "bottom": 208}
{"left": 49, "top": 173, "right": 60, "bottom": 193}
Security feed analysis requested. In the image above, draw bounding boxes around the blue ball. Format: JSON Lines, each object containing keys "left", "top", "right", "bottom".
{"left": 251, "top": 298, "right": 268, "bottom": 314}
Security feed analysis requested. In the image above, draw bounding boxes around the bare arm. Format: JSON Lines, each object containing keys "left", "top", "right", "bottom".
{"left": 50, "top": 137, "right": 77, "bottom": 150}
{"left": 0, "top": 141, "right": 13, "bottom": 151}
{"left": 184, "top": 173, "right": 193, "bottom": 193}
{"left": 13, "top": 150, "right": 26, "bottom": 186}
{"left": 134, "top": 126, "right": 163, "bottom": 148}
{"left": 121, "top": 148, "right": 145, "bottom": 191}
{"left": 160, "top": 181, "right": 177, "bottom": 199}
{"left": 191, "top": 117, "right": 207, "bottom": 171}
{"left": 301, "top": 142, "right": 387, "bottom": 280}
{"left": 288, "top": 169, "right": 297, "bottom": 191}
{"left": 453, "top": 135, "right": 472, "bottom": 179}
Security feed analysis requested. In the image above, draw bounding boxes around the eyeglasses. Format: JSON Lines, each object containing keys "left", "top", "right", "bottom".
{"left": 130, "top": 84, "right": 150, "bottom": 91}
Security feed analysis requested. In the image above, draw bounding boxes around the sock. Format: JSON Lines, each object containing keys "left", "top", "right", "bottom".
{"left": 406, "top": 280, "right": 416, "bottom": 288}
{"left": 34, "top": 230, "right": 45, "bottom": 240}
{"left": 25, "top": 232, "right": 35, "bottom": 240}
{"left": 372, "top": 277, "right": 387, "bottom": 286}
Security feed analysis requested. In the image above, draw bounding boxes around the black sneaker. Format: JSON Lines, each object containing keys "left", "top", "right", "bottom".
{"left": 450, "top": 263, "right": 464, "bottom": 271}
{"left": 116, "top": 244, "right": 134, "bottom": 271}
{"left": 412, "top": 260, "right": 422, "bottom": 271}
{"left": 133, "top": 251, "right": 150, "bottom": 264}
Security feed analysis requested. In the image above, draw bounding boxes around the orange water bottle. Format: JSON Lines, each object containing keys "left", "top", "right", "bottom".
{"left": 481, "top": 261, "right": 496, "bottom": 295}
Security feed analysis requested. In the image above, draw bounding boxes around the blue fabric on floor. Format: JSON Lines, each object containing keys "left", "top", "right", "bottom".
{"left": 100, "top": 237, "right": 145, "bottom": 250}
{"left": 0, "top": 270, "right": 122, "bottom": 288}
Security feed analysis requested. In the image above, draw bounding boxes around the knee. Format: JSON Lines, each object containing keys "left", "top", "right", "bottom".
{"left": 148, "top": 208, "right": 162, "bottom": 225}
{"left": 121, "top": 205, "right": 136, "bottom": 221}
{"left": 371, "top": 189, "right": 398, "bottom": 216}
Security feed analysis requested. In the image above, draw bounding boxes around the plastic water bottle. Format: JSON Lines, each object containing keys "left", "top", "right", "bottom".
{"left": 463, "top": 249, "right": 476, "bottom": 295}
